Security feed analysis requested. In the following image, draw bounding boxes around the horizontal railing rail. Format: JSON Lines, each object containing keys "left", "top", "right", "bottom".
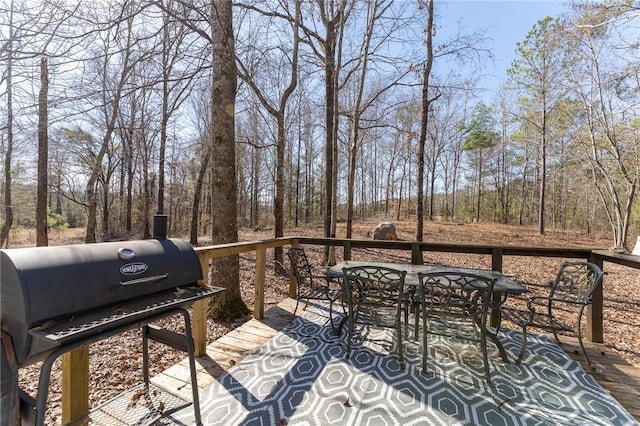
{"left": 62, "top": 236, "right": 640, "bottom": 423}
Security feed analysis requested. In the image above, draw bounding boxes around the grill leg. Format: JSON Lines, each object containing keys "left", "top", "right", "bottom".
{"left": 34, "top": 348, "right": 65, "bottom": 426}
{"left": 176, "top": 308, "right": 202, "bottom": 426}
{"left": 142, "top": 325, "right": 150, "bottom": 386}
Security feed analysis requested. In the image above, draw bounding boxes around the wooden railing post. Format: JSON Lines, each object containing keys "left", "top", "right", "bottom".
{"left": 588, "top": 252, "right": 605, "bottom": 343}
{"left": 344, "top": 241, "right": 352, "bottom": 261}
{"left": 491, "top": 247, "right": 503, "bottom": 272}
{"left": 411, "top": 243, "right": 422, "bottom": 265}
{"left": 289, "top": 240, "right": 298, "bottom": 299}
{"left": 191, "top": 252, "right": 210, "bottom": 356}
{"left": 62, "top": 346, "right": 89, "bottom": 425}
{"left": 255, "top": 244, "right": 266, "bottom": 319}
{"left": 490, "top": 247, "right": 504, "bottom": 328}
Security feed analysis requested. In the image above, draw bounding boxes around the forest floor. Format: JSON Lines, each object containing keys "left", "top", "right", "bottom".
{"left": 12, "top": 220, "right": 640, "bottom": 425}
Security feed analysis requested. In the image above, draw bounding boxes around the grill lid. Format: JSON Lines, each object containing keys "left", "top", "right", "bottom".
{"left": 1, "top": 238, "right": 205, "bottom": 365}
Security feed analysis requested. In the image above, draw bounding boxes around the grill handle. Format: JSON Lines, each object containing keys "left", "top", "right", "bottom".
{"left": 119, "top": 274, "right": 169, "bottom": 286}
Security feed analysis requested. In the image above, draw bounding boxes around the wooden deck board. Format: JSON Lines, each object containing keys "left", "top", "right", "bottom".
{"left": 153, "top": 297, "right": 640, "bottom": 422}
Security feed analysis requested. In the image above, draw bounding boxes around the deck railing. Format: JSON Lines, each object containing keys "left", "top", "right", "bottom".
{"left": 61, "top": 236, "right": 640, "bottom": 424}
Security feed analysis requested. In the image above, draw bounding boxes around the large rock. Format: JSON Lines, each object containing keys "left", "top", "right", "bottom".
{"left": 372, "top": 222, "right": 397, "bottom": 240}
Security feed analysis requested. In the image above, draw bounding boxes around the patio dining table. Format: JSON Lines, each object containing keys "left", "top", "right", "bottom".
{"left": 325, "top": 261, "right": 526, "bottom": 295}
{"left": 325, "top": 261, "right": 527, "bottom": 364}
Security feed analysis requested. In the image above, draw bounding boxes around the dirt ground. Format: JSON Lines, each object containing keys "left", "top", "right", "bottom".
{"left": 12, "top": 221, "right": 640, "bottom": 424}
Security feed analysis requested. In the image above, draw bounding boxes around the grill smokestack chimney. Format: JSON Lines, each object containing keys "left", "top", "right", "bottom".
{"left": 153, "top": 215, "right": 168, "bottom": 239}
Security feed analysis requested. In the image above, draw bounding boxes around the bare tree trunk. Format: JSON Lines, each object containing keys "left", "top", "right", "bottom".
{"left": 125, "top": 129, "right": 134, "bottom": 234}
{"left": 157, "top": 11, "right": 170, "bottom": 216}
{"left": 86, "top": 8, "right": 138, "bottom": 243}
{"left": 416, "top": 0, "right": 435, "bottom": 243}
{"left": 323, "top": 15, "right": 337, "bottom": 261}
{"left": 328, "top": 2, "right": 349, "bottom": 265}
{"left": 304, "top": 136, "right": 312, "bottom": 223}
{"left": 236, "top": 1, "right": 300, "bottom": 272}
{"left": 36, "top": 57, "right": 49, "bottom": 247}
{"left": 346, "top": 0, "right": 377, "bottom": 239}
{"left": 142, "top": 143, "right": 153, "bottom": 239}
{"left": 85, "top": 179, "right": 99, "bottom": 243}
{"left": 538, "top": 112, "right": 547, "bottom": 234}
{"left": 190, "top": 144, "right": 210, "bottom": 245}
{"left": 294, "top": 127, "right": 301, "bottom": 227}
{"left": 0, "top": 4, "right": 14, "bottom": 248}
{"left": 428, "top": 142, "right": 436, "bottom": 221}
{"left": 158, "top": 85, "right": 168, "bottom": 216}
{"left": 208, "top": 0, "right": 248, "bottom": 320}
{"left": 101, "top": 172, "right": 110, "bottom": 237}
{"left": 476, "top": 150, "right": 483, "bottom": 222}
{"left": 251, "top": 145, "right": 259, "bottom": 227}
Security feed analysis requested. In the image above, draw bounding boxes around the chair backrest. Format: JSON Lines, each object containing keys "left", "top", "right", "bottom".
{"left": 417, "top": 272, "right": 496, "bottom": 321}
{"left": 342, "top": 266, "right": 406, "bottom": 309}
{"left": 549, "top": 261, "right": 604, "bottom": 304}
{"left": 287, "top": 247, "right": 313, "bottom": 288}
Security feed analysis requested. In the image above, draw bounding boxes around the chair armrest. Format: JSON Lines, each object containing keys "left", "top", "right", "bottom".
{"left": 500, "top": 305, "right": 534, "bottom": 326}
{"left": 311, "top": 274, "right": 336, "bottom": 283}
{"left": 311, "top": 274, "right": 343, "bottom": 291}
{"left": 527, "top": 295, "right": 590, "bottom": 309}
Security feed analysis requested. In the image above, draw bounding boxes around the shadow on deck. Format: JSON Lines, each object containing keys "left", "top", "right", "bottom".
{"left": 150, "top": 297, "right": 639, "bottom": 423}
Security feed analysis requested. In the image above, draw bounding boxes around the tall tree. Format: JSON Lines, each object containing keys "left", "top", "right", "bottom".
{"left": 208, "top": 0, "right": 248, "bottom": 320}
{"left": 0, "top": 0, "right": 15, "bottom": 248}
{"left": 36, "top": 56, "right": 48, "bottom": 246}
{"left": 156, "top": 1, "right": 201, "bottom": 217}
{"left": 236, "top": 0, "right": 301, "bottom": 272}
{"left": 156, "top": 0, "right": 247, "bottom": 317}
{"left": 494, "top": 86, "right": 516, "bottom": 224}
{"left": 317, "top": 0, "right": 351, "bottom": 263}
{"left": 565, "top": 2, "right": 640, "bottom": 249}
{"left": 416, "top": 0, "right": 436, "bottom": 242}
{"left": 344, "top": 0, "right": 411, "bottom": 239}
{"left": 508, "top": 16, "right": 565, "bottom": 235}
{"left": 82, "top": 3, "right": 141, "bottom": 243}
{"left": 188, "top": 84, "right": 212, "bottom": 245}
{"left": 462, "top": 102, "right": 498, "bottom": 222}
{"left": 295, "top": 0, "right": 353, "bottom": 262}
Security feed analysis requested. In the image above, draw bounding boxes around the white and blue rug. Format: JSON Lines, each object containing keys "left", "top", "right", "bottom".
{"left": 167, "top": 303, "right": 638, "bottom": 426}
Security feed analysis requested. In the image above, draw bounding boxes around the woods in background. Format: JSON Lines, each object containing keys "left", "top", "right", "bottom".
{"left": 1, "top": 0, "right": 640, "bottom": 252}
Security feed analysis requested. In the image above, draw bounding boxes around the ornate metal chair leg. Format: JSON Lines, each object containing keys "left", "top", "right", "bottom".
{"left": 346, "top": 307, "right": 353, "bottom": 359}
{"left": 578, "top": 333, "right": 594, "bottom": 369}
{"left": 481, "top": 333, "right": 492, "bottom": 385}
{"left": 421, "top": 297, "right": 428, "bottom": 373}
{"left": 403, "top": 303, "right": 409, "bottom": 339}
{"left": 514, "top": 326, "right": 528, "bottom": 364}
{"left": 328, "top": 298, "right": 345, "bottom": 335}
{"left": 396, "top": 318, "right": 404, "bottom": 369}
{"left": 328, "top": 299, "right": 335, "bottom": 332}
{"left": 413, "top": 298, "right": 420, "bottom": 341}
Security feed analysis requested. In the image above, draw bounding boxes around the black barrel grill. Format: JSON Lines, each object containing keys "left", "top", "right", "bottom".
{"left": 0, "top": 235, "right": 223, "bottom": 425}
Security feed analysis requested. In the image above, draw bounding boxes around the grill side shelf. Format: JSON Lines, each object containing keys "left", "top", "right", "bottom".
{"left": 28, "top": 286, "right": 224, "bottom": 344}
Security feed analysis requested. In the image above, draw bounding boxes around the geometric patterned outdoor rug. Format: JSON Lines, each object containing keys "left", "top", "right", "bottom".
{"left": 165, "top": 303, "right": 639, "bottom": 426}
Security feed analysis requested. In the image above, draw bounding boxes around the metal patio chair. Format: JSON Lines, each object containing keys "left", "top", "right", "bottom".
{"left": 417, "top": 271, "right": 508, "bottom": 385}
{"left": 500, "top": 261, "right": 605, "bottom": 367}
{"left": 342, "top": 265, "right": 407, "bottom": 369}
{"left": 287, "top": 247, "right": 344, "bottom": 333}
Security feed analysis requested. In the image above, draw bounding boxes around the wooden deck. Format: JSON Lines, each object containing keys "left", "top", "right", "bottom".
{"left": 557, "top": 335, "right": 640, "bottom": 421}
{"left": 152, "top": 297, "right": 640, "bottom": 422}
{"left": 151, "top": 298, "right": 300, "bottom": 396}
